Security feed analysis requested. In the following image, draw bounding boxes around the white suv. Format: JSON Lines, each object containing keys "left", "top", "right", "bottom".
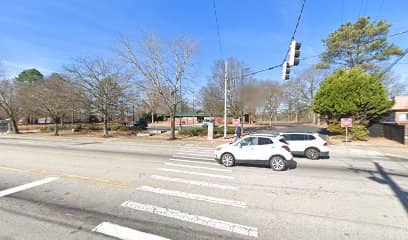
{"left": 279, "top": 133, "right": 329, "bottom": 160}
{"left": 214, "top": 134, "right": 293, "bottom": 171}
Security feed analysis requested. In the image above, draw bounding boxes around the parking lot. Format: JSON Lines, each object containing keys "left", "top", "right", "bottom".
{"left": 0, "top": 137, "right": 408, "bottom": 239}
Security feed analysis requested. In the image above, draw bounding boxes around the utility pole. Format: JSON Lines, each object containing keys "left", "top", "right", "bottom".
{"left": 132, "top": 104, "right": 135, "bottom": 122}
{"left": 224, "top": 60, "right": 228, "bottom": 138}
{"left": 240, "top": 68, "right": 244, "bottom": 131}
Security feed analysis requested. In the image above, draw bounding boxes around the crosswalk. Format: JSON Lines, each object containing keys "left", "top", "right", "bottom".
{"left": 93, "top": 145, "right": 259, "bottom": 239}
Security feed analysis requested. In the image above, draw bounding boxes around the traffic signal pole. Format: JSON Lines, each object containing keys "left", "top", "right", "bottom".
{"left": 224, "top": 60, "right": 228, "bottom": 138}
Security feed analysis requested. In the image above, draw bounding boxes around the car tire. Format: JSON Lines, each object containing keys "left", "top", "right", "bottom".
{"left": 305, "top": 148, "right": 320, "bottom": 160}
{"left": 270, "top": 155, "right": 286, "bottom": 171}
{"left": 221, "top": 153, "right": 235, "bottom": 167}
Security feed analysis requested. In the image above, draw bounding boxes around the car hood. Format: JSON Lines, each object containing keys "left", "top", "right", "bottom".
{"left": 215, "top": 143, "right": 232, "bottom": 149}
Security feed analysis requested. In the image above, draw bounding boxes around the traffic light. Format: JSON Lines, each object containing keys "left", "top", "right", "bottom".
{"left": 282, "top": 61, "right": 290, "bottom": 80}
{"left": 289, "top": 40, "right": 301, "bottom": 66}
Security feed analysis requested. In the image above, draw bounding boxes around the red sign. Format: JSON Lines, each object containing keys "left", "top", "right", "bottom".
{"left": 232, "top": 119, "right": 240, "bottom": 126}
{"left": 341, "top": 118, "right": 352, "bottom": 128}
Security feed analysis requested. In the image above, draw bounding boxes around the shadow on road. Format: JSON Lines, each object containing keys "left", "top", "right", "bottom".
{"left": 367, "top": 162, "right": 408, "bottom": 216}
{"left": 235, "top": 159, "right": 298, "bottom": 171}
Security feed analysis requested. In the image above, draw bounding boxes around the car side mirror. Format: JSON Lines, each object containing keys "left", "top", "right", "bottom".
{"left": 238, "top": 143, "right": 242, "bottom": 148}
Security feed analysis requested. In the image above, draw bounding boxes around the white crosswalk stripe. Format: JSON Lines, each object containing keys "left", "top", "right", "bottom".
{"left": 169, "top": 158, "right": 218, "bottom": 165}
{"left": 172, "top": 156, "right": 215, "bottom": 161}
{"left": 93, "top": 222, "right": 172, "bottom": 240}
{"left": 176, "top": 152, "right": 211, "bottom": 157}
{"left": 137, "top": 186, "right": 246, "bottom": 208}
{"left": 151, "top": 175, "right": 239, "bottom": 190}
{"left": 122, "top": 201, "right": 258, "bottom": 237}
{"left": 178, "top": 149, "right": 214, "bottom": 153}
{"left": 158, "top": 168, "right": 234, "bottom": 179}
{"left": 0, "top": 177, "right": 58, "bottom": 198}
{"left": 164, "top": 162, "right": 231, "bottom": 172}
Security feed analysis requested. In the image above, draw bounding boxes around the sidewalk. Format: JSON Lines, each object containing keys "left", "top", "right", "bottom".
{"left": 330, "top": 137, "right": 408, "bottom": 160}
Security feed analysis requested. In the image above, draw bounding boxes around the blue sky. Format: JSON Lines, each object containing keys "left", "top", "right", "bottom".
{"left": 1, "top": 0, "right": 407, "bottom": 94}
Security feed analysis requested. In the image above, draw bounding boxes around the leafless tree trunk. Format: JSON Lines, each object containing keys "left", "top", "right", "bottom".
{"left": 0, "top": 80, "right": 21, "bottom": 133}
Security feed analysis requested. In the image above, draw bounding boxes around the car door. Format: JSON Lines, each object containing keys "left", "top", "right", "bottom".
{"left": 282, "top": 134, "right": 304, "bottom": 154}
{"left": 251, "top": 137, "right": 275, "bottom": 161}
{"left": 235, "top": 137, "right": 258, "bottom": 160}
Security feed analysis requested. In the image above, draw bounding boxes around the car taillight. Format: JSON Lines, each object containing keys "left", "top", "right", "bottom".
{"left": 323, "top": 142, "right": 328, "bottom": 146}
{"left": 282, "top": 145, "right": 291, "bottom": 152}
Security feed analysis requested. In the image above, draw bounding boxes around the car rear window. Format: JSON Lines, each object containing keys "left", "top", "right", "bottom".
{"left": 304, "top": 135, "right": 316, "bottom": 140}
{"left": 258, "top": 137, "right": 273, "bottom": 145}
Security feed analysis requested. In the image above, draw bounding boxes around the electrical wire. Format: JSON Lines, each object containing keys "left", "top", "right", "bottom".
{"left": 212, "top": 0, "right": 224, "bottom": 60}
{"left": 282, "top": 0, "right": 307, "bottom": 64}
{"left": 383, "top": 47, "right": 408, "bottom": 74}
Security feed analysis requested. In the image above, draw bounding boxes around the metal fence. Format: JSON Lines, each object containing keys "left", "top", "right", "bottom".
{"left": 369, "top": 122, "right": 406, "bottom": 144}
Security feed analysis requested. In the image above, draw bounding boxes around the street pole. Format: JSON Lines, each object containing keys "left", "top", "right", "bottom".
{"left": 240, "top": 68, "right": 244, "bottom": 132}
{"left": 132, "top": 104, "right": 135, "bottom": 122}
{"left": 224, "top": 60, "right": 228, "bottom": 138}
{"left": 192, "top": 93, "right": 195, "bottom": 125}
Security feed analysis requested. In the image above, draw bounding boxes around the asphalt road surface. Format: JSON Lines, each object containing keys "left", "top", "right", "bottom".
{"left": 0, "top": 136, "right": 407, "bottom": 240}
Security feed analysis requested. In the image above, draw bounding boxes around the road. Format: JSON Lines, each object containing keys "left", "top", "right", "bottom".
{"left": 0, "top": 136, "right": 407, "bottom": 240}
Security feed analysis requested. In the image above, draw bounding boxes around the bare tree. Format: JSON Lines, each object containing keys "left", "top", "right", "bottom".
{"left": 119, "top": 33, "right": 197, "bottom": 139}
{"left": 282, "top": 66, "right": 329, "bottom": 123}
{"left": 66, "top": 57, "right": 128, "bottom": 137}
{"left": 27, "top": 73, "right": 85, "bottom": 135}
{"left": 0, "top": 80, "right": 20, "bottom": 133}
{"left": 200, "top": 58, "right": 251, "bottom": 120}
{"left": 259, "top": 81, "right": 284, "bottom": 125}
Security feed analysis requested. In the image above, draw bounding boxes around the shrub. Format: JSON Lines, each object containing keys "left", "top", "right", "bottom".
{"left": 179, "top": 128, "right": 207, "bottom": 136}
{"left": 87, "top": 124, "right": 103, "bottom": 131}
{"left": 111, "top": 124, "right": 128, "bottom": 131}
{"left": 327, "top": 119, "right": 368, "bottom": 140}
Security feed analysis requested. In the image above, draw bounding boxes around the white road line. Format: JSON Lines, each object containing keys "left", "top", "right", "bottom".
{"left": 178, "top": 149, "right": 214, "bottom": 153}
{"left": 164, "top": 163, "right": 231, "bottom": 172}
{"left": 169, "top": 158, "right": 218, "bottom": 166}
{"left": 175, "top": 153, "right": 213, "bottom": 157}
{"left": 151, "top": 175, "right": 239, "bottom": 190}
{"left": 172, "top": 156, "right": 215, "bottom": 161}
{"left": 137, "top": 185, "right": 245, "bottom": 208}
{"left": 92, "top": 222, "right": 171, "bottom": 240}
{"left": 0, "top": 177, "right": 58, "bottom": 198}
{"left": 180, "top": 147, "right": 214, "bottom": 150}
{"left": 122, "top": 201, "right": 258, "bottom": 238}
{"left": 158, "top": 168, "right": 234, "bottom": 179}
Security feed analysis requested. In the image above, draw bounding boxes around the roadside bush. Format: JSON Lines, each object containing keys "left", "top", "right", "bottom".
{"left": 350, "top": 120, "right": 369, "bottom": 140}
{"left": 179, "top": 128, "right": 207, "bottom": 136}
{"left": 71, "top": 124, "right": 83, "bottom": 132}
{"left": 110, "top": 124, "right": 129, "bottom": 131}
{"left": 214, "top": 126, "right": 236, "bottom": 135}
{"left": 87, "top": 124, "right": 103, "bottom": 131}
{"left": 327, "top": 119, "right": 368, "bottom": 140}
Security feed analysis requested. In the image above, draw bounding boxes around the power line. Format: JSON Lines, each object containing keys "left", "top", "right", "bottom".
{"left": 383, "top": 47, "right": 408, "bottom": 74}
{"left": 230, "top": 0, "right": 307, "bottom": 81}
{"left": 282, "top": 0, "right": 307, "bottom": 64}
{"left": 299, "top": 29, "right": 408, "bottom": 62}
{"left": 389, "top": 29, "right": 408, "bottom": 37}
{"left": 212, "top": 0, "right": 224, "bottom": 60}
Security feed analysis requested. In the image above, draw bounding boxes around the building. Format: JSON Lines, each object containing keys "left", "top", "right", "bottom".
{"left": 391, "top": 96, "right": 408, "bottom": 126}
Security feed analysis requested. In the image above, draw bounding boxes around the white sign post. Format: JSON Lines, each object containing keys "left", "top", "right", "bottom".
{"left": 340, "top": 118, "right": 353, "bottom": 142}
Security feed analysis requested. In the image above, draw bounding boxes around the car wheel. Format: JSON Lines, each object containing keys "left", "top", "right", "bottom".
{"left": 221, "top": 153, "right": 235, "bottom": 167}
{"left": 305, "top": 148, "right": 320, "bottom": 160}
{"left": 270, "top": 156, "right": 286, "bottom": 171}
